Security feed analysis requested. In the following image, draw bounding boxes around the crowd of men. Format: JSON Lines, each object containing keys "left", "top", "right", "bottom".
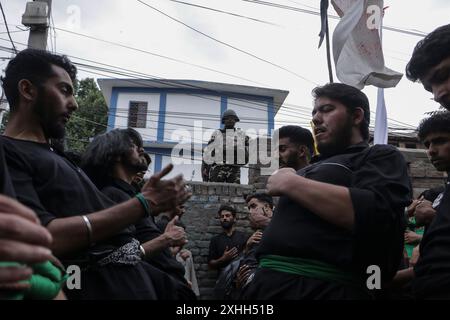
{"left": 1, "top": 23, "right": 450, "bottom": 300}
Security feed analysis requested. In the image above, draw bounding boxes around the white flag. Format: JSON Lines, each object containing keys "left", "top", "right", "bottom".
{"left": 374, "top": 87, "right": 388, "bottom": 144}
{"left": 331, "top": 0, "right": 403, "bottom": 89}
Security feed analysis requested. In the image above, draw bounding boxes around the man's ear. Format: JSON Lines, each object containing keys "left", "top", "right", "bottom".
{"left": 353, "top": 107, "right": 365, "bottom": 127}
{"left": 298, "top": 145, "right": 307, "bottom": 158}
{"left": 18, "top": 79, "right": 38, "bottom": 103}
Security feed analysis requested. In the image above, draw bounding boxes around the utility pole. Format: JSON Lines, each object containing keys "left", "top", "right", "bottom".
{"left": 22, "top": 0, "right": 52, "bottom": 50}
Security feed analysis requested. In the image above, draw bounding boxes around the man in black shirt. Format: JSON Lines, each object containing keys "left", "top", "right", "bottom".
{"left": 0, "top": 49, "right": 190, "bottom": 299}
{"left": 244, "top": 83, "right": 411, "bottom": 300}
{"left": 81, "top": 128, "right": 195, "bottom": 299}
{"left": 1, "top": 141, "right": 54, "bottom": 292}
{"left": 408, "top": 112, "right": 450, "bottom": 299}
{"left": 231, "top": 193, "right": 274, "bottom": 298}
{"left": 208, "top": 205, "right": 248, "bottom": 271}
{"left": 208, "top": 205, "right": 248, "bottom": 299}
{"left": 405, "top": 23, "right": 450, "bottom": 299}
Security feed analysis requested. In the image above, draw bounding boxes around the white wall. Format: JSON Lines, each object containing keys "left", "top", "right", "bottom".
{"left": 114, "top": 93, "right": 160, "bottom": 141}
{"left": 159, "top": 154, "right": 248, "bottom": 184}
{"left": 227, "top": 98, "right": 268, "bottom": 137}
{"left": 143, "top": 153, "right": 156, "bottom": 179}
{"left": 164, "top": 93, "right": 221, "bottom": 145}
{"left": 161, "top": 154, "right": 203, "bottom": 182}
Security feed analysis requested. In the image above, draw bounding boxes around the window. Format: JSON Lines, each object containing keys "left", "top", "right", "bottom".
{"left": 128, "top": 101, "right": 148, "bottom": 128}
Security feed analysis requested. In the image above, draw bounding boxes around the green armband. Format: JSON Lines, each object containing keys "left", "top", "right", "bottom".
{"left": 135, "top": 192, "right": 152, "bottom": 217}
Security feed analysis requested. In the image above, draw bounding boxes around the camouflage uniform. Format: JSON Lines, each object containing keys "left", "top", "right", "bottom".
{"left": 203, "top": 128, "right": 249, "bottom": 184}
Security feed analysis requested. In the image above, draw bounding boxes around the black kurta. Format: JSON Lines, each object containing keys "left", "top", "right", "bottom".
{"left": 413, "top": 179, "right": 450, "bottom": 299}
{"left": 208, "top": 230, "right": 248, "bottom": 271}
{"left": 0, "top": 139, "right": 15, "bottom": 197}
{"left": 101, "top": 179, "right": 196, "bottom": 300}
{"left": 248, "top": 143, "right": 412, "bottom": 299}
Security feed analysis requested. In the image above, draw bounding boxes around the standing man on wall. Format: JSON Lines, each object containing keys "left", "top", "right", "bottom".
{"left": 202, "top": 109, "right": 249, "bottom": 184}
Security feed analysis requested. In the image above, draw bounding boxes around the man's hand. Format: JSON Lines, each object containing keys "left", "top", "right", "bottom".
{"left": 0, "top": 195, "right": 52, "bottom": 263}
{"left": 414, "top": 200, "right": 436, "bottom": 227}
{"left": 249, "top": 211, "right": 271, "bottom": 229}
{"left": 221, "top": 246, "right": 239, "bottom": 262}
{"left": 245, "top": 231, "right": 262, "bottom": 251}
{"left": 406, "top": 199, "right": 421, "bottom": 217}
{"left": 179, "top": 249, "right": 191, "bottom": 261}
{"left": 266, "top": 168, "right": 297, "bottom": 196}
{"left": 164, "top": 216, "right": 187, "bottom": 247}
{"left": 236, "top": 264, "right": 252, "bottom": 289}
{"left": 0, "top": 195, "right": 53, "bottom": 289}
{"left": 142, "top": 164, "right": 191, "bottom": 215}
{"left": 410, "top": 245, "right": 420, "bottom": 267}
{"left": 404, "top": 230, "right": 422, "bottom": 245}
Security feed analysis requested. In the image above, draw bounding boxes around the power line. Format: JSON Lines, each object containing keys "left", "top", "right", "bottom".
{"left": 53, "top": 26, "right": 267, "bottom": 87}
{"left": 241, "top": 0, "right": 428, "bottom": 38}
{"left": 0, "top": 1, "right": 17, "bottom": 53}
{"left": 0, "top": 26, "right": 418, "bottom": 131}
{"left": 0, "top": 40, "right": 417, "bottom": 130}
{"left": 136, "top": 0, "right": 319, "bottom": 85}
{"left": 168, "top": 0, "right": 280, "bottom": 26}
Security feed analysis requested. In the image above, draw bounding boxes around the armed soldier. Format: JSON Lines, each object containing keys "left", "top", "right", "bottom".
{"left": 202, "top": 110, "right": 249, "bottom": 184}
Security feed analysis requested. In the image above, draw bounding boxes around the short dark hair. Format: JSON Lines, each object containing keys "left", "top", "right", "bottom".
{"left": 406, "top": 24, "right": 450, "bottom": 84}
{"left": 1, "top": 49, "right": 77, "bottom": 111}
{"left": 419, "top": 186, "right": 445, "bottom": 203}
{"left": 81, "top": 128, "right": 143, "bottom": 189}
{"left": 417, "top": 111, "right": 450, "bottom": 142}
{"left": 245, "top": 193, "right": 273, "bottom": 209}
{"left": 218, "top": 205, "right": 236, "bottom": 217}
{"left": 278, "top": 125, "right": 314, "bottom": 156}
{"left": 312, "top": 83, "right": 370, "bottom": 141}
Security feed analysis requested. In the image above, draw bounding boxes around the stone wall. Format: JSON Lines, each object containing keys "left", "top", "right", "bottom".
{"left": 181, "top": 147, "right": 447, "bottom": 299}
{"left": 399, "top": 148, "right": 447, "bottom": 197}
{"left": 182, "top": 182, "right": 255, "bottom": 299}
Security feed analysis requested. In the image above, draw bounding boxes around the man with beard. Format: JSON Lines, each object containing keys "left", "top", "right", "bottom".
{"left": 278, "top": 125, "right": 314, "bottom": 171}
{"left": 81, "top": 128, "right": 195, "bottom": 299}
{"left": 243, "top": 83, "right": 411, "bottom": 300}
{"left": 208, "top": 205, "right": 248, "bottom": 299}
{"left": 0, "top": 49, "right": 190, "bottom": 299}
{"left": 208, "top": 205, "right": 248, "bottom": 272}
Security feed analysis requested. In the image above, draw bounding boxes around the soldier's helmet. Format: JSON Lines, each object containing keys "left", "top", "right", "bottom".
{"left": 221, "top": 109, "right": 240, "bottom": 124}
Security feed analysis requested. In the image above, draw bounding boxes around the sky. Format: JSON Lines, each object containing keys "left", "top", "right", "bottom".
{"left": 1, "top": 0, "right": 449, "bottom": 134}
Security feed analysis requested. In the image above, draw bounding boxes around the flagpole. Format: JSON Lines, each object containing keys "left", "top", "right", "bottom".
{"left": 325, "top": 15, "right": 334, "bottom": 83}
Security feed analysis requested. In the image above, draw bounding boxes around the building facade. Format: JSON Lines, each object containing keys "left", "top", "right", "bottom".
{"left": 98, "top": 79, "right": 288, "bottom": 184}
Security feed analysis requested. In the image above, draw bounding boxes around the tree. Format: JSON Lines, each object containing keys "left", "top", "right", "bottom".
{"left": 65, "top": 78, "right": 108, "bottom": 152}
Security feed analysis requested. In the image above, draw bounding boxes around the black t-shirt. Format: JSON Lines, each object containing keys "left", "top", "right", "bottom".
{"left": 413, "top": 179, "right": 450, "bottom": 298}
{"left": 256, "top": 143, "right": 412, "bottom": 282}
{"left": 0, "top": 140, "right": 15, "bottom": 197}
{"left": 208, "top": 230, "right": 249, "bottom": 269}
{"left": 101, "top": 179, "right": 186, "bottom": 282}
{"left": 0, "top": 136, "right": 135, "bottom": 261}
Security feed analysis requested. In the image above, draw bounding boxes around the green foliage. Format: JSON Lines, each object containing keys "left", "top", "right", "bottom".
{"left": 65, "top": 78, "right": 108, "bottom": 152}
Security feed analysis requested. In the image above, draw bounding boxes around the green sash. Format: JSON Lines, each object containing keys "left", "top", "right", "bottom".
{"left": 259, "top": 255, "right": 362, "bottom": 288}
